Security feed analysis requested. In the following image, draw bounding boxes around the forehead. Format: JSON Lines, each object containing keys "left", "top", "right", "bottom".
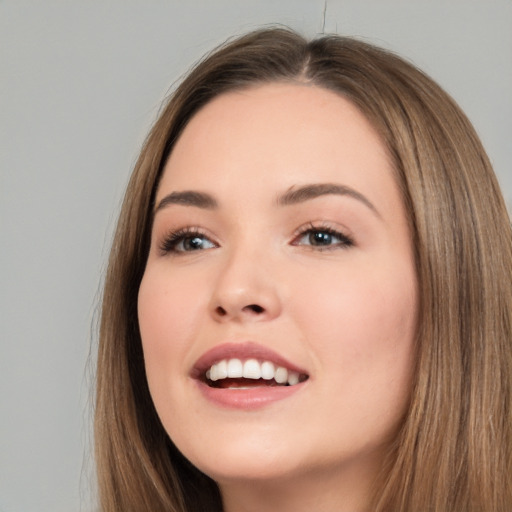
{"left": 157, "top": 83, "right": 395, "bottom": 208}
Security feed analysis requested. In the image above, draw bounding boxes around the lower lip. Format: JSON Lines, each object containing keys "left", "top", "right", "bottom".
{"left": 194, "top": 380, "right": 306, "bottom": 410}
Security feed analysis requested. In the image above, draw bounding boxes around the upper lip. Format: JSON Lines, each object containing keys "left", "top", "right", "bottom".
{"left": 191, "top": 341, "right": 308, "bottom": 379}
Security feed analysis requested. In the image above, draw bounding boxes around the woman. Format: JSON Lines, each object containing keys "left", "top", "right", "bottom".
{"left": 95, "top": 28, "right": 512, "bottom": 511}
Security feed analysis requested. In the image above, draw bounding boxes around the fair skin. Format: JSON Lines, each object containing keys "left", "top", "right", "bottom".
{"left": 138, "top": 83, "right": 418, "bottom": 512}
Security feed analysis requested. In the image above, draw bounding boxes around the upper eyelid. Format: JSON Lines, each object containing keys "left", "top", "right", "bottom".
{"left": 292, "top": 221, "right": 353, "bottom": 238}
{"left": 159, "top": 226, "right": 215, "bottom": 241}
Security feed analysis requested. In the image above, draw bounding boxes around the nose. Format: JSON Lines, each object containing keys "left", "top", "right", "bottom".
{"left": 209, "top": 250, "right": 282, "bottom": 323}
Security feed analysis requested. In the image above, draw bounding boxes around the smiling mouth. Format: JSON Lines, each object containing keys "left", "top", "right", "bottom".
{"left": 203, "top": 358, "right": 309, "bottom": 389}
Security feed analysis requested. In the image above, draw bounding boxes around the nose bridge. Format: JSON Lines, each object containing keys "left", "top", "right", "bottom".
{"left": 210, "top": 235, "right": 281, "bottom": 322}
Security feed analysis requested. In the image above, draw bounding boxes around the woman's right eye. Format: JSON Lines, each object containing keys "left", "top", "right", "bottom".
{"left": 159, "top": 229, "right": 217, "bottom": 254}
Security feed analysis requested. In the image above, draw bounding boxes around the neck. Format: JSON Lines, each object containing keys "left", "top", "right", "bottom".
{"left": 218, "top": 460, "right": 379, "bottom": 512}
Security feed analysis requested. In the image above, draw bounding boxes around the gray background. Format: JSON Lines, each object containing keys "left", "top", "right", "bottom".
{"left": 1, "top": 1, "right": 511, "bottom": 511}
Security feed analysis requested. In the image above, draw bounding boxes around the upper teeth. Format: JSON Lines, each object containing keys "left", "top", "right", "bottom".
{"left": 206, "top": 358, "right": 301, "bottom": 386}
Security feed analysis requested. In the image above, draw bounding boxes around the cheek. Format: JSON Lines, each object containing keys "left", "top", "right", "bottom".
{"left": 281, "top": 257, "right": 417, "bottom": 454}
{"left": 137, "top": 268, "right": 206, "bottom": 380}
{"left": 294, "top": 258, "right": 417, "bottom": 382}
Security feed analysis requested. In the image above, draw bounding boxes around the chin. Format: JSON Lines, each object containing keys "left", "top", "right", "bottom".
{"left": 177, "top": 431, "right": 306, "bottom": 483}
{"left": 200, "top": 459, "right": 307, "bottom": 488}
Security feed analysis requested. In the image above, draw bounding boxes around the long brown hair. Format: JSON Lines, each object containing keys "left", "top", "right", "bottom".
{"left": 95, "top": 28, "right": 512, "bottom": 511}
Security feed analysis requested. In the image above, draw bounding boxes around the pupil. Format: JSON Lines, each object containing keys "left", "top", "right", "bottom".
{"left": 186, "top": 236, "right": 203, "bottom": 250}
{"left": 311, "top": 231, "right": 331, "bottom": 245}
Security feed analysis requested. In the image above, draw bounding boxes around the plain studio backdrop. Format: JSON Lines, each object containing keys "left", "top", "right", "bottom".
{"left": 1, "top": 1, "right": 511, "bottom": 511}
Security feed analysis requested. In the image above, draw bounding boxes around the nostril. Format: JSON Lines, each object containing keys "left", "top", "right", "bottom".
{"left": 243, "top": 304, "right": 264, "bottom": 314}
{"left": 215, "top": 306, "right": 228, "bottom": 316}
{"left": 213, "top": 303, "right": 266, "bottom": 319}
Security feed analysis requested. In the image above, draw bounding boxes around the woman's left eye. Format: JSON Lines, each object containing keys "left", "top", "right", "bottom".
{"left": 292, "top": 227, "right": 353, "bottom": 250}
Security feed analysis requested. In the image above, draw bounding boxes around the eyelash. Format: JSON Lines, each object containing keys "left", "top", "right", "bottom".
{"left": 158, "top": 227, "right": 217, "bottom": 255}
{"left": 158, "top": 223, "right": 354, "bottom": 255}
{"left": 291, "top": 222, "right": 354, "bottom": 251}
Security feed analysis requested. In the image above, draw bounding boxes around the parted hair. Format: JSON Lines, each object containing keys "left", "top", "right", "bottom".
{"left": 95, "top": 28, "right": 512, "bottom": 511}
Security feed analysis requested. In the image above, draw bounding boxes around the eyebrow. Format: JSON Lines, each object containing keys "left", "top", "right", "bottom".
{"left": 276, "top": 183, "right": 380, "bottom": 217}
{"left": 154, "top": 182, "right": 380, "bottom": 217}
{"left": 154, "top": 190, "right": 218, "bottom": 213}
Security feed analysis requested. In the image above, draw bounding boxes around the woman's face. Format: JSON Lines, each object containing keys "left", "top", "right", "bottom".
{"left": 138, "top": 84, "right": 417, "bottom": 492}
